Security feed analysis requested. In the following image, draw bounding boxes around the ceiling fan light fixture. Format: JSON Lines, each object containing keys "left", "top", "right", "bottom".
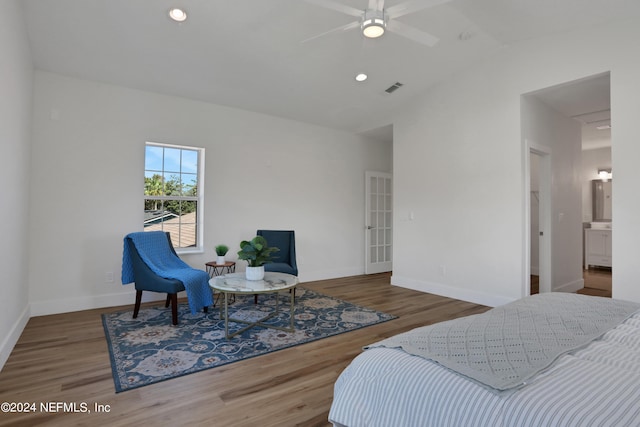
{"left": 362, "top": 19, "right": 385, "bottom": 38}
{"left": 362, "top": 10, "right": 386, "bottom": 38}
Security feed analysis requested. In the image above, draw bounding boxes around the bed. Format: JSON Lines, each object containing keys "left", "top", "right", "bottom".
{"left": 329, "top": 293, "right": 640, "bottom": 427}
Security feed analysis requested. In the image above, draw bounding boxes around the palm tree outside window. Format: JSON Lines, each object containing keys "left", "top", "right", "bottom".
{"left": 143, "top": 142, "right": 204, "bottom": 251}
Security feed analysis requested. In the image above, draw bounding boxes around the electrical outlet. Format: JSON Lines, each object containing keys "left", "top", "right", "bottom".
{"left": 105, "top": 271, "right": 114, "bottom": 283}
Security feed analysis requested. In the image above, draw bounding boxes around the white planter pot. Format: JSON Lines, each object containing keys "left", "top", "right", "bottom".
{"left": 245, "top": 266, "right": 265, "bottom": 281}
{"left": 216, "top": 255, "right": 226, "bottom": 265}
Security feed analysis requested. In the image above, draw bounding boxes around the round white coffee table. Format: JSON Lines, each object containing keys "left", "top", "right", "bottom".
{"left": 209, "top": 272, "right": 298, "bottom": 339}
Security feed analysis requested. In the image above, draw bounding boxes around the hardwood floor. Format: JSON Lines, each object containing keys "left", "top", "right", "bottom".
{"left": 531, "top": 268, "right": 612, "bottom": 298}
{"left": 578, "top": 268, "right": 613, "bottom": 297}
{"left": 0, "top": 273, "right": 489, "bottom": 427}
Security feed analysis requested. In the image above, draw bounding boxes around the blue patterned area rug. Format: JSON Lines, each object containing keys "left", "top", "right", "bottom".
{"left": 102, "top": 287, "right": 395, "bottom": 392}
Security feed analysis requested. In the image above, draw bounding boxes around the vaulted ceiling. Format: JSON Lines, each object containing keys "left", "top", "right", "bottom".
{"left": 532, "top": 73, "right": 612, "bottom": 150}
{"left": 22, "top": 0, "right": 640, "bottom": 139}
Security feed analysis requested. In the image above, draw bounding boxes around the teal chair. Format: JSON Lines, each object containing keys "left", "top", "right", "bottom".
{"left": 255, "top": 230, "right": 298, "bottom": 304}
{"left": 257, "top": 230, "right": 298, "bottom": 276}
{"left": 125, "top": 233, "right": 184, "bottom": 325}
{"left": 123, "top": 231, "right": 210, "bottom": 325}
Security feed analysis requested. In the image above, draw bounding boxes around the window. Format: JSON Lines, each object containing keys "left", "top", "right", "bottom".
{"left": 144, "top": 142, "right": 204, "bottom": 252}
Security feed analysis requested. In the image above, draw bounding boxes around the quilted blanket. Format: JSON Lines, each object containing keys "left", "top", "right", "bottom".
{"left": 367, "top": 292, "right": 640, "bottom": 391}
{"left": 122, "top": 231, "right": 213, "bottom": 314}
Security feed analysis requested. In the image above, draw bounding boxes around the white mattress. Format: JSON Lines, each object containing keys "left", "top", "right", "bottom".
{"left": 329, "top": 313, "right": 640, "bottom": 427}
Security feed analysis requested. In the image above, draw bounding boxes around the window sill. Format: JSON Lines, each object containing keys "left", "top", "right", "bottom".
{"left": 176, "top": 248, "right": 204, "bottom": 256}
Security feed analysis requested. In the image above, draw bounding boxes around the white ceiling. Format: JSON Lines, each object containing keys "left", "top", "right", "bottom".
{"left": 531, "top": 73, "right": 611, "bottom": 151}
{"left": 22, "top": 0, "right": 640, "bottom": 140}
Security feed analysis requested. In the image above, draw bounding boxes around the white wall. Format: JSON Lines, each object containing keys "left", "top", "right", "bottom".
{"left": 608, "top": 42, "right": 640, "bottom": 302}
{"left": 392, "top": 18, "right": 640, "bottom": 305}
{"left": 27, "top": 71, "right": 392, "bottom": 316}
{"left": 0, "top": 0, "right": 33, "bottom": 369}
{"left": 392, "top": 66, "right": 524, "bottom": 307}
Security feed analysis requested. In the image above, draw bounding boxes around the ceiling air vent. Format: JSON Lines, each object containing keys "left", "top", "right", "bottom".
{"left": 385, "top": 82, "right": 404, "bottom": 94}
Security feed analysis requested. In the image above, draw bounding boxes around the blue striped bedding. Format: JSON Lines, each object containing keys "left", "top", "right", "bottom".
{"left": 329, "top": 311, "right": 640, "bottom": 427}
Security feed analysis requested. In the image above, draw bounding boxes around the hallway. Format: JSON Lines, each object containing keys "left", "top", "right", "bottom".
{"left": 531, "top": 268, "right": 611, "bottom": 297}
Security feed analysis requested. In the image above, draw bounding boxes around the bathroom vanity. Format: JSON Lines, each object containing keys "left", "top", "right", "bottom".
{"left": 584, "top": 179, "right": 612, "bottom": 269}
{"left": 585, "top": 226, "right": 612, "bottom": 268}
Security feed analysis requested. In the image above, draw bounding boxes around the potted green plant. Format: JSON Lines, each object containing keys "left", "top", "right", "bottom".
{"left": 237, "top": 236, "right": 279, "bottom": 280}
{"left": 215, "top": 244, "right": 229, "bottom": 265}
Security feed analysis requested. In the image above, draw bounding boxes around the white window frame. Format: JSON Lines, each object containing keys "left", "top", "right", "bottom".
{"left": 144, "top": 141, "right": 205, "bottom": 254}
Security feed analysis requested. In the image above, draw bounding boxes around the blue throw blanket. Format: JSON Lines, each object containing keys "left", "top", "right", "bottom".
{"left": 122, "top": 231, "right": 213, "bottom": 315}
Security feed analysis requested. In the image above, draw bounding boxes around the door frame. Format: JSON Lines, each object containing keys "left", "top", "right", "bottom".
{"left": 524, "top": 141, "right": 552, "bottom": 295}
{"left": 365, "top": 171, "right": 393, "bottom": 274}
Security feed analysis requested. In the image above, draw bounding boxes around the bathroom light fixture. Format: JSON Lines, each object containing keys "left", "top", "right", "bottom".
{"left": 168, "top": 8, "right": 187, "bottom": 22}
{"left": 355, "top": 73, "right": 368, "bottom": 82}
{"left": 598, "top": 169, "right": 612, "bottom": 181}
{"left": 362, "top": 10, "right": 386, "bottom": 38}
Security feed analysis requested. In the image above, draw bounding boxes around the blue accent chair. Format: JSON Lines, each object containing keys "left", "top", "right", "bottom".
{"left": 125, "top": 232, "right": 186, "bottom": 325}
{"left": 256, "top": 230, "right": 298, "bottom": 304}
{"left": 257, "top": 230, "right": 298, "bottom": 276}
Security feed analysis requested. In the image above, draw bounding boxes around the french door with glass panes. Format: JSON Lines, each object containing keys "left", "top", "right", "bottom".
{"left": 365, "top": 171, "right": 392, "bottom": 274}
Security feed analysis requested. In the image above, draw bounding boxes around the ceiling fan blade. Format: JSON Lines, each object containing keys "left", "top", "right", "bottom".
{"left": 301, "top": 20, "right": 361, "bottom": 44}
{"left": 386, "top": 0, "right": 451, "bottom": 19}
{"left": 302, "top": 0, "right": 364, "bottom": 17}
{"left": 387, "top": 20, "right": 439, "bottom": 47}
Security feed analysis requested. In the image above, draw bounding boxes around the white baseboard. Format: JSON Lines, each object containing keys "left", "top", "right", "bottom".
{"left": 25, "top": 267, "right": 367, "bottom": 317}
{"left": 25, "top": 266, "right": 367, "bottom": 317}
{"left": 299, "top": 267, "right": 365, "bottom": 284}
{"left": 390, "top": 275, "right": 515, "bottom": 308}
{"left": 29, "top": 289, "right": 169, "bottom": 317}
{"left": 26, "top": 267, "right": 371, "bottom": 317}
{"left": 0, "top": 305, "right": 30, "bottom": 372}
{"left": 554, "top": 278, "right": 584, "bottom": 293}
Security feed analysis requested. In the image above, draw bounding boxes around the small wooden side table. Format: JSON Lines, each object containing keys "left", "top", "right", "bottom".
{"left": 205, "top": 261, "right": 236, "bottom": 307}
{"left": 205, "top": 261, "right": 236, "bottom": 277}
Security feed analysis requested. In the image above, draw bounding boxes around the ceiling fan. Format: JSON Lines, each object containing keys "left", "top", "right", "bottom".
{"left": 302, "top": 0, "right": 451, "bottom": 46}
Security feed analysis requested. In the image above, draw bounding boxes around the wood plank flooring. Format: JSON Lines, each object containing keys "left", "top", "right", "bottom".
{"left": 578, "top": 268, "right": 613, "bottom": 297}
{"left": 531, "top": 268, "right": 612, "bottom": 298}
{"left": 0, "top": 273, "right": 489, "bottom": 427}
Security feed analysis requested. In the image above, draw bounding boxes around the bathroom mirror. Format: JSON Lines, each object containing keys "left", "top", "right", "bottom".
{"left": 592, "top": 179, "right": 612, "bottom": 222}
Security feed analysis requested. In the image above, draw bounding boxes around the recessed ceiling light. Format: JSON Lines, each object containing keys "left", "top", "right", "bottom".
{"left": 169, "top": 8, "right": 187, "bottom": 22}
{"left": 355, "top": 73, "right": 368, "bottom": 82}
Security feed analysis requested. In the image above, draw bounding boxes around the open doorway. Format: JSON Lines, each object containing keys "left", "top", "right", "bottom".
{"left": 524, "top": 72, "right": 611, "bottom": 297}
{"left": 528, "top": 144, "right": 551, "bottom": 295}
